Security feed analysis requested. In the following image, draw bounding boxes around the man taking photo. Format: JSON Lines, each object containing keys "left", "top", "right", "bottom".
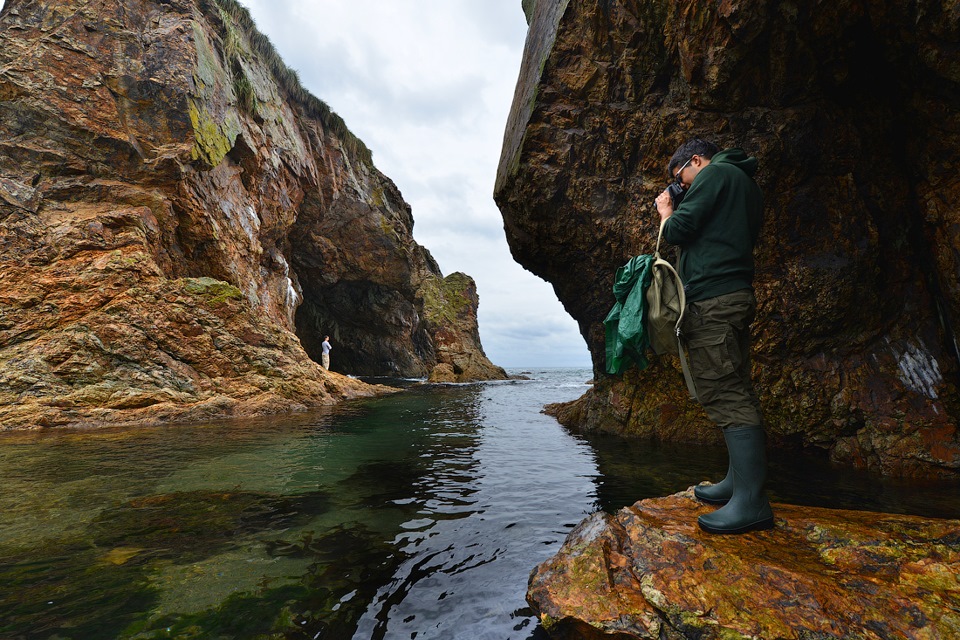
{"left": 654, "top": 138, "right": 773, "bottom": 535}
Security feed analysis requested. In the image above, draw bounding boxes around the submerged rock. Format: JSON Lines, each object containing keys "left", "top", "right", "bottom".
{"left": 494, "top": 0, "right": 960, "bottom": 477}
{"left": 528, "top": 490, "right": 960, "bottom": 639}
{"left": 0, "top": 0, "right": 504, "bottom": 428}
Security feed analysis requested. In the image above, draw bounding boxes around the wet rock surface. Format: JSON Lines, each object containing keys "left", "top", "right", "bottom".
{"left": 0, "top": 0, "right": 504, "bottom": 428}
{"left": 528, "top": 490, "right": 960, "bottom": 640}
{"left": 496, "top": 0, "right": 960, "bottom": 477}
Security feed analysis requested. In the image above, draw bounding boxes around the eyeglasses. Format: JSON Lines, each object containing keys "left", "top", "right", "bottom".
{"left": 673, "top": 156, "right": 694, "bottom": 184}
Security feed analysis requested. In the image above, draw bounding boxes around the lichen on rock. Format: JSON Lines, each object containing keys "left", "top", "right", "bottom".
{"left": 189, "top": 20, "right": 243, "bottom": 168}
{"left": 528, "top": 491, "right": 960, "bottom": 640}
{"left": 182, "top": 276, "right": 243, "bottom": 303}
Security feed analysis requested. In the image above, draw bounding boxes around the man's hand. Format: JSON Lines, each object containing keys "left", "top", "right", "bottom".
{"left": 655, "top": 189, "right": 674, "bottom": 223}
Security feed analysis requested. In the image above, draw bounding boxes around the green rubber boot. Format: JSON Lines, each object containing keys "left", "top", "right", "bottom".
{"left": 698, "top": 425, "right": 774, "bottom": 534}
{"left": 694, "top": 442, "right": 733, "bottom": 505}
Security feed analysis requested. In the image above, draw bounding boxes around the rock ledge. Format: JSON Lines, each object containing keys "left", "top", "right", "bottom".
{"left": 528, "top": 490, "right": 960, "bottom": 639}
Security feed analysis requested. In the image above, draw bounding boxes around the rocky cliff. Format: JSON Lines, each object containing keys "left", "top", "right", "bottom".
{"left": 495, "top": 0, "right": 960, "bottom": 477}
{"left": 0, "top": 0, "right": 506, "bottom": 430}
{"left": 527, "top": 490, "right": 960, "bottom": 639}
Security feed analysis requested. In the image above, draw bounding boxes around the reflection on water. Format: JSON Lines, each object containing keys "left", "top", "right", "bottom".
{"left": 585, "top": 432, "right": 960, "bottom": 521}
{"left": 0, "top": 369, "right": 599, "bottom": 639}
{"left": 0, "top": 368, "right": 958, "bottom": 640}
{"left": 352, "top": 377, "right": 599, "bottom": 640}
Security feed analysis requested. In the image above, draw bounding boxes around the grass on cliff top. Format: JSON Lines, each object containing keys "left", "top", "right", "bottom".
{"left": 200, "top": 0, "right": 373, "bottom": 167}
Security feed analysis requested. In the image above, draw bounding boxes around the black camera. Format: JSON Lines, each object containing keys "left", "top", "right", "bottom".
{"left": 667, "top": 182, "right": 685, "bottom": 208}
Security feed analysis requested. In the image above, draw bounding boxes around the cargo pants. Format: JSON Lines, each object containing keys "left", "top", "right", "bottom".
{"left": 681, "top": 289, "right": 763, "bottom": 428}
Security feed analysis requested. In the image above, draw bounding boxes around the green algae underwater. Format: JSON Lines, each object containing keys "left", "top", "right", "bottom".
{"left": 0, "top": 370, "right": 600, "bottom": 639}
{"left": 0, "top": 409, "right": 409, "bottom": 639}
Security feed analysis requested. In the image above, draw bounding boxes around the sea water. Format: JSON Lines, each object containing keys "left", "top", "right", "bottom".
{"left": 1, "top": 367, "right": 958, "bottom": 640}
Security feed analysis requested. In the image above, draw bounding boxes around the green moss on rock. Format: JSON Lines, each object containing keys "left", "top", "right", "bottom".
{"left": 189, "top": 21, "right": 242, "bottom": 167}
{"left": 199, "top": 0, "right": 374, "bottom": 167}
{"left": 183, "top": 277, "right": 243, "bottom": 303}
{"left": 370, "top": 186, "right": 385, "bottom": 208}
{"left": 420, "top": 273, "right": 473, "bottom": 327}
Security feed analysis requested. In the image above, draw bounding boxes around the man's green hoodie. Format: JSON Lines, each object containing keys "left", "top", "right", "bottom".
{"left": 662, "top": 148, "right": 763, "bottom": 302}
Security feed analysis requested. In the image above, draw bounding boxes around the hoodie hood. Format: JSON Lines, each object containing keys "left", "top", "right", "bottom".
{"left": 711, "top": 147, "right": 758, "bottom": 177}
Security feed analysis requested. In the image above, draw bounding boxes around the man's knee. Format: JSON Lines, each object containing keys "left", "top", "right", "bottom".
{"left": 696, "top": 371, "right": 763, "bottom": 426}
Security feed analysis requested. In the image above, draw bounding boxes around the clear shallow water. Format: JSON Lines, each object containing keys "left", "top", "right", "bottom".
{"left": 1, "top": 367, "right": 958, "bottom": 640}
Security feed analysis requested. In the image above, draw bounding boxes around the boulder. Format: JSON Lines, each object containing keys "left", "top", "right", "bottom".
{"left": 528, "top": 490, "right": 960, "bottom": 639}
{"left": 428, "top": 363, "right": 457, "bottom": 384}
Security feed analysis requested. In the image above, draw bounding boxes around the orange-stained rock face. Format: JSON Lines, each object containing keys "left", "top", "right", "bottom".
{"left": 495, "top": 0, "right": 960, "bottom": 477}
{"left": 0, "top": 0, "right": 504, "bottom": 429}
{"left": 528, "top": 490, "right": 960, "bottom": 640}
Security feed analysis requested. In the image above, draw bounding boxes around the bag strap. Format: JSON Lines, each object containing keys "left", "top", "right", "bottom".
{"left": 657, "top": 218, "right": 698, "bottom": 401}
{"left": 678, "top": 337, "right": 698, "bottom": 400}
{"left": 656, "top": 219, "right": 687, "bottom": 333}
{"left": 655, "top": 217, "right": 667, "bottom": 258}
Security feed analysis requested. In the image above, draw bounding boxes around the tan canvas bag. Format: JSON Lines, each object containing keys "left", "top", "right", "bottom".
{"left": 646, "top": 220, "right": 698, "bottom": 400}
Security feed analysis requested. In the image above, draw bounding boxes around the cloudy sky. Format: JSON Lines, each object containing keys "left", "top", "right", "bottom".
{"left": 235, "top": 0, "right": 590, "bottom": 369}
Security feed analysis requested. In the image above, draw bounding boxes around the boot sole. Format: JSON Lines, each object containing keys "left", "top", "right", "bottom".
{"left": 697, "top": 516, "right": 775, "bottom": 535}
{"left": 694, "top": 493, "right": 730, "bottom": 506}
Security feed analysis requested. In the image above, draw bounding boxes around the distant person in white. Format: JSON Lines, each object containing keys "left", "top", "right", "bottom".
{"left": 321, "top": 336, "right": 332, "bottom": 370}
